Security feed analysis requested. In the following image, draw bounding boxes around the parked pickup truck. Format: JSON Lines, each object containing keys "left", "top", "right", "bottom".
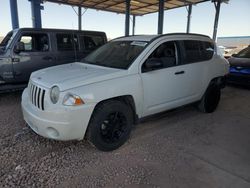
{"left": 0, "top": 28, "right": 107, "bottom": 92}
{"left": 21, "top": 33, "right": 229, "bottom": 151}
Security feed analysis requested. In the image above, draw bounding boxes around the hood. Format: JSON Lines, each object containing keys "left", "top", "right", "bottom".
{"left": 228, "top": 57, "right": 250, "bottom": 67}
{"left": 31, "top": 62, "right": 127, "bottom": 91}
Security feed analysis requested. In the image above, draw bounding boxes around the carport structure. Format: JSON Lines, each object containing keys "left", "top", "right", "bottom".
{"left": 9, "top": 0, "right": 225, "bottom": 40}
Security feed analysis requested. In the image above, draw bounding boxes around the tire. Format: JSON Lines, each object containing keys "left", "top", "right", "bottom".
{"left": 87, "top": 100, "right": 133, "bottom": 151}
{"left": 198, "top": 84, "right": 221, "bottom": 113}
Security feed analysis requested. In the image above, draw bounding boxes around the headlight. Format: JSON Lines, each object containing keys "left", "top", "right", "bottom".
{"left": 50, "top": 86, "right": 60, "bottom": 104}
{"left": 63, "top": 93, "right": 84, "bottom": 106}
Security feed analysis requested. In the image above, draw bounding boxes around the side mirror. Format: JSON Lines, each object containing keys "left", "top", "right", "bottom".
{"left": 14, "top": 42, "right": 25, "bottom": 53}
{"left": 145, "top": 58, "right": 163, "bottom": 70}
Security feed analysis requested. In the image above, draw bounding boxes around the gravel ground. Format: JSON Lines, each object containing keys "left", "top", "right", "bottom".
{"left": 0, "top": 86, "right": 250, "bottom": 188}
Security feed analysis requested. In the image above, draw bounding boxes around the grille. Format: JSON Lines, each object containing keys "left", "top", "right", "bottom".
{"left": 29, "top": 82, "right": 46, "bottom": 111}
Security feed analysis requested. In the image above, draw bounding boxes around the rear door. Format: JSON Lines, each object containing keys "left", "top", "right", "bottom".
{"left": 179, "top": 40, "right": 215, "bottom": 98}
{"left": 78, "top": 33, "right": 106, "bottom": 60}
{"left": 12, "top": 32, "right": 55, "bottom": 83}
{"left": 55, "top": 33, "right": 79, "bottom": 65}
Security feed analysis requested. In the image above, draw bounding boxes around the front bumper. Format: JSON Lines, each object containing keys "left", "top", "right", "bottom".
{"left": 21, "top": 88, "right": 95, "bottom": 141}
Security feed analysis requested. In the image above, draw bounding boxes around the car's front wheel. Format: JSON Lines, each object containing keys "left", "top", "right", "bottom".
{"left": 198, "top": 83, "right": 221, "bottom": 113}
{"left": 87, "top": 100, "right": 133, "bottom": 151}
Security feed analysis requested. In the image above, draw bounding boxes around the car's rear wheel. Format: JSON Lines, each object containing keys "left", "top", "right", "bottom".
{"left": 87, "top": 100, "right": 133, "bottom": 151}
{"left": 198, "top": 83, "right": 221, "bottom": 113}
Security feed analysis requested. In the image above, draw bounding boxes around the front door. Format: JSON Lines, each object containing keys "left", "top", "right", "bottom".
{"left": 12, "top": 32, "right": 55, "bottom": 83}
{"left": 141, "top": 40, "right": 201, "bottom": 116}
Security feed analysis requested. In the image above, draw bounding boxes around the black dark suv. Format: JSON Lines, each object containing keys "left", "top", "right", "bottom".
{"left": 0, "top": 28, "right": 107, "bottom": 92}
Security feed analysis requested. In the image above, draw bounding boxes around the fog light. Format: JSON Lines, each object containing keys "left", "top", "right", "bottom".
{"left": 46, "top": 127, "right": 59, "bottom": 138}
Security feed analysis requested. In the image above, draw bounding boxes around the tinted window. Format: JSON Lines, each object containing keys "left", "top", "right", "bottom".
{"left": 56, "top": 34, "right": 79, "bottom": 51}
{"left": 142, "top": 41, "right": 177, "bottom": 72}
{"left": 80, "top": 35, "right": 105, "bottom": 51}
{"left": 19, "top": 33, "right": 49, "bottom": 52}
{"left": 201, "top": 41, "right": 215, "bottom": 61}
{"left": 83, "top": 41, "right": 147, "bottom": 69}
{"left": 183, "top": 40, "right": 214, "bottom": 64}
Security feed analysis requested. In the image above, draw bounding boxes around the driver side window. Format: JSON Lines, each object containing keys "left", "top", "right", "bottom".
{"left": 19, "top": 33, "right": 49, "bottom": 52}
{"left": 142, "top": 41, "right": 177, "bottom": 72}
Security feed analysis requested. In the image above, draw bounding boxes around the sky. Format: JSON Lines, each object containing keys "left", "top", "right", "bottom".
{"left": 0, "top": 0, "right": 249, "bottom": 39}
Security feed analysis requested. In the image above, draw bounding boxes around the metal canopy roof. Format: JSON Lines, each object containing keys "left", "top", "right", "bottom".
{"left": 45, "top": 0, "right": 210, "bottom": 16}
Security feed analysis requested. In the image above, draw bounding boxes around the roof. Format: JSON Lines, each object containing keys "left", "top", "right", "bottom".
{"left": 16, "top": 27, "right": 106, "bottom": 34}
{"left": 114, "top": 33, "right": 211, "bottom": 42}
{"left": 114, "top": 35, "right": 158, "bottom": 42}
{"left": 45, "top": 0, "right": 210, "bottom": 16}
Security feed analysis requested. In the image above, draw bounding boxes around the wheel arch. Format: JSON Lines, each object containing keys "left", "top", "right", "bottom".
{"left": 209, "top": 76, "right": 226, "bottom": 88}
{"left": 85, "top": 95, "right": 138, "bottom": 140}
{"left": 97, "top": 95, "right": 137, "bottom": 123}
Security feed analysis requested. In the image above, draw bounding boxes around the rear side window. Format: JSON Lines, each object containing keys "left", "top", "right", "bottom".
{"left": 80, "top": 35, "right": 105, "bottom": 51}
{"left": 56, "top": 34, "right": 79, "bottom": 51}
{"left": 19, "top": 33, "right": 49, "bottom": 52}
{"left": 201, "top": 41, "right": 215, "bottom": 60}
{"left": 182, "top": 40, "right": 214, "bottom": 64}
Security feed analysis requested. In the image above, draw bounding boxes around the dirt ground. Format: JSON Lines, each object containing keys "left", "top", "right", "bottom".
{"left": 0, "top": 86, "right": 250, "bottom": 188}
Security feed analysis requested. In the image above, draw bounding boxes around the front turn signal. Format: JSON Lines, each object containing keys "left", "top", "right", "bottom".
{"left": 63, "top": 94, "right": 84, "bottom": 106}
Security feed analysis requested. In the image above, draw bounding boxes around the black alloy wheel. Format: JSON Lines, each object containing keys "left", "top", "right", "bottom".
{"left": 87, "top": 100, "right": 133, "bottom": 151}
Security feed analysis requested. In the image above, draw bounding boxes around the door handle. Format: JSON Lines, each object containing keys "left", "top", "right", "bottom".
{"left": 43, "top": 56, "right": 53, "bottom": 61}
{"left": 175, "top": 71, "right": 185, "bottom": 75}
{"left": 14, "top": 71, "right": 22, "bottom": 76}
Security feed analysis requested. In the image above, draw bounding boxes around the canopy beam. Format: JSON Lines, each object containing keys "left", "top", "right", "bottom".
{"left": 186, "top": 4, "right": 192, "bottom": 33}
{"left": 158, "top": 0, "right": 164, "bottom": 34}
{"left": 9, "top": 0, "right": 19, "bottom": 29}
{"left": 213, "top": 0, "right": 221, "bottom": 41}
{"left": 29, "top": 0, "right": 43, "bottom": 28}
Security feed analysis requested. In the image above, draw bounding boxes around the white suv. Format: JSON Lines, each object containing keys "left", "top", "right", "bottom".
{"left": 22, "top": 34, "right": 229, "bottom": 151}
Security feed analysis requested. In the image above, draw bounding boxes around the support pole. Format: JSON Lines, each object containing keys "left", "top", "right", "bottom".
{"left": 30, "top": 0, "right": 43, "bottom": 28}
{"left": 132, "top": 15, "right": 136, "bottom": 35}
{"left": 158, "top": 0, "right": 164, "bottom": 34}
{"left": 186, "top": 4, "right": 192, "bottom": 33}
{"left": 213, "top": 0, "right": 221, "bottom": 41}
{"left": 78, "top": 6, "right": 82, "bottom": 30}
{"left": 9, "top": 0, "right": 19, "bottom": 29}
{"left": 125, "top": 0, "right": 131, "bottom": 36}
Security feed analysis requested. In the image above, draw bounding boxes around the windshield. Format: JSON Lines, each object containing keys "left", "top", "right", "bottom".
{"left": 234, "top": 46, "right": 250, "bottom": 58}
{"left": 0, "top": 30, "right": 17, "bottom": 51}
{"left": 83, "top": 40, "right": 148, "bottom": 69}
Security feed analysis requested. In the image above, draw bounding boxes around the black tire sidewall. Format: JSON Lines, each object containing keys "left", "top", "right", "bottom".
{"left": 88, "top": 100, "right": 133, "bottom": 151}
{"left": 201, "top": 84, "right": 221, "bottom": 113}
